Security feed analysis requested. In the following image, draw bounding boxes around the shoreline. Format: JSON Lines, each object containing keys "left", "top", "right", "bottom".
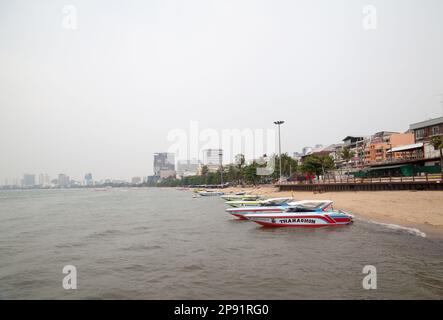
{"left": 217, "top": 186, "right": 443, "bottom": 238}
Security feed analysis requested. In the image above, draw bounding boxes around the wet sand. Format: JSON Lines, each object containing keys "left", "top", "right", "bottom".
{"left": 219, "top": 186, "right": 443, "bottom": 237}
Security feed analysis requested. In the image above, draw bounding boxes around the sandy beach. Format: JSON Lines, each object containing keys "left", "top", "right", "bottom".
{"left": 219, "top": 186, "right": 443, "bottom": 237}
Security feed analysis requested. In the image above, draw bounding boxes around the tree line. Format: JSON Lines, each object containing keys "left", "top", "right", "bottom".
{"left": 153, "top": 153, "right": 337, "bottom": 187}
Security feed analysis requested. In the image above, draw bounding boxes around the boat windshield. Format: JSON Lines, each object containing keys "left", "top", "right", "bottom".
{"left": 286, "top": 203, "right": 326, "bottom": 212}
{"left": 262, "top": 199, "right": 290, "bottom": 206}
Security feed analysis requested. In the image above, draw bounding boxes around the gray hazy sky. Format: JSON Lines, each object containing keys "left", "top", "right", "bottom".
{"left": 1, "top": 0, "right": 443, "bottom": 182}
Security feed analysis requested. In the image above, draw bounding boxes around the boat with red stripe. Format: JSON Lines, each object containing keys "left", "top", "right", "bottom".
{"left": 243, "top": 201, "right": 353, "bottom": 227}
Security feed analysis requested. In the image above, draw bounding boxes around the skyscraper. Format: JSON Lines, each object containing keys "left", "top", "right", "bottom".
{"left": 202, "top": 149, "right": 223, "bottom": 172}
{"left": 38, "top": 173, "right": 45, "bottom": 186}
{"left": 57, "top": 174, "right": 70, "bottom": 187}
{"left": 203, "top": 149, "right": 223, "bottom": 165}
{"left": 23, "top": 174, "right": 35, "bottom": 187}
{"left": 84, "top": 173, "right": 93, "bottom": 186}
{"left": 153, "top": 153, "right": 175, "bottom": 180}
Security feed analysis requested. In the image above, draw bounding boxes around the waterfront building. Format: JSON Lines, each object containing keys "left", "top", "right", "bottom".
{"left": 37, "top": 173, "right": 51, "bottom": 187}
{"left": 159, "top": 170, "right": 176, "bottom": 180}
{"left": 84, "top": 173, "right": 93, "bottom": 186}
{"left": 410, "top": 116, "right": 443, "bottom": 143}
{"left": 409, "top": 116, "right": 443, "bottom": 167}
{"left": 202, "top": 149, "right": 223, "bottom": 172}
{"left": 57, "top": 174, "right": 70, "bottom": 187}
{"left": 354, "top": 125, "right": 441, "bottom": 177}
{"left": 38, "top": 173, "right": 44, "bottom": 186}
{"left": 327, "top": 144, "right": 345, "bottom": 168}
{"left": 363, "top": 132, "right": 415, "bottom": 164}
{"left": 23, "top": 174, "right": 35, "bottom": 187}
{"left": 341, "top": 136, "right": 368, "bottom": 167}
{"left": 308, "top": 144, "right": 336, "bottom": 157}
{"left": 153, "top": 153, "right": 176, "bottom": 181}
{"left": 131, "top": 177, "right": 142, "bottom": 184}
{"left": 342, "top": 136, "right": 365, "bottom": 149}
{"left": 154, "top": 153, "right": 175, "bottom": 174}
{"left": 176, "top": 159, "right": 200, "bottom": 177}
{"left": 147, "top": 175, "right": 157, "bottom": 184}
{"left": 69, "top": 179, "right": 81, "bottom": 187}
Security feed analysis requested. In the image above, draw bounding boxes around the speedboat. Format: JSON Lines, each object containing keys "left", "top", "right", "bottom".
{"left": 225, "top": 197, "right": 295, "bottom": 220}
{"left": 220, "top": 194, "right": 262, "bottom": 201}
{"left": 198, "top": 190, "right": 224, "bottom": 196}
{"left": 225, "top": 197, "right": 294, "bottom": 208}
{"left": 244, "top": 200, "right": 353, "bottom": 227}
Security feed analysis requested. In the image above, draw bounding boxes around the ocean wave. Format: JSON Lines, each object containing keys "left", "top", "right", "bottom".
{"left": 359, "top": 218, "right": 427, "bottom": 238}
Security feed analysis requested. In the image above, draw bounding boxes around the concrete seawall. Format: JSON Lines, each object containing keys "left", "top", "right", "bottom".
{"left": 277, "top": 181, "right": 443, "bottom": 191}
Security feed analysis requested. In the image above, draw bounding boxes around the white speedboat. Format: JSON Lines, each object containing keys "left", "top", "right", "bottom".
{"left": 244, "top": 201, "right": 353, "bottom": 227}
{"left": 225, "top": 197, "right": 296, "bottom": 219}
{"left": 220, "top": 194, "right": 262, "bottom": 201}
{"left": 226, "top": 197, "right": 294, "bottom": 208}
{"left": 198, "top": 190, "right": 224, "bottom": 196}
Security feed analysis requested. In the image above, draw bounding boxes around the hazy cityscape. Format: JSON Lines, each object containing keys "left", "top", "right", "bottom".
{"left": 1, "top": 0, "right": 442, "bottom": 306}
{"left": 4, "top": 114, "right": 442, "bottom": 189}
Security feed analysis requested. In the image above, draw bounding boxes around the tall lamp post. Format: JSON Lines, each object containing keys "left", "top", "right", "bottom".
{"left": 219, "top": 149, "right": 223, "bottom": 187}
{"left": 274, "top": 121, "right": 285, "bottom": 182}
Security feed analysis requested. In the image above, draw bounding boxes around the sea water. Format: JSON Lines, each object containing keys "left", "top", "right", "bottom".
{"left": 0, "top": 188, "right": 442, "bottom": 299}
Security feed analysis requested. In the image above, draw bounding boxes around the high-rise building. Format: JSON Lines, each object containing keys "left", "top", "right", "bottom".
{"left": 38, "top": 173, "right": 44, "bottom": 186}
{"left": 23, "top": 174, "right": 35, "bottom": 187}
{"left": 84, "top": 173, "right": 93, "bottom": 186}
{"left": 153, "top": 153, "right": 175, "bottom": 180}
{"left": 37, "top": 173, "right": 51, "bottom": 186}
{"left": 57, "top": 174, "right": 70, "bottom": 187}
{"left": 203, "top": 149, "right": 223, "bottom": 165}
{"left": 202, "top": 149, "right": 223, "bottom": 172}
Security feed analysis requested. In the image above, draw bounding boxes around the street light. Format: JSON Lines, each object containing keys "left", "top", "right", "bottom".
{"left": 274, "top": 121, "right": 285, "bottom": 182}
{"left": 219, "top": 150, "right": 223, "bottom": 187}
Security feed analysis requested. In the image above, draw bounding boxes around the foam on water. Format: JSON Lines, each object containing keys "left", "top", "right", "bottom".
{"left": 355, "top": 216, "right": 427, "bottom": 238}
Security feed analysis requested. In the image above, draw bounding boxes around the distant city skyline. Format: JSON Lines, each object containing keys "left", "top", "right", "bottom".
{"left": 1, "top": 0, "right": 442, "bottom": 182}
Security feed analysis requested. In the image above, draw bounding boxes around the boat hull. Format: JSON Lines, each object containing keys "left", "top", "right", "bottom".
{"left": 244, "top": 213, "right": 353, "bottom": 227}
{"left": 198, "top": 191, "right": 224, "bottom": 196}
{"left": 226, "top": 207, "right": 287, "bottom": 219}
{"left": 225, "top": 201, "right": 262, "bottom": 208}
{"left": 220, "top": 195, "right": 261, "bottom": 201}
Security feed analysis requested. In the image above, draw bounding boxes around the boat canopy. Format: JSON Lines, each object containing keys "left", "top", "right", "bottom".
{"left": 286, "top": 201, "right": 333, "bottom": 212}
{"left": 262, "top": 198, "right": 293, "bottom": 206}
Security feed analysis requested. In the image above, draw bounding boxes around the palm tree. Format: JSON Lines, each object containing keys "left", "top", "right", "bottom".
{"left": 235, "top": 154, "right": 246, "bottom": 184}
{"left": 430, "top": 136, "right": 443, "bottom": 174}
